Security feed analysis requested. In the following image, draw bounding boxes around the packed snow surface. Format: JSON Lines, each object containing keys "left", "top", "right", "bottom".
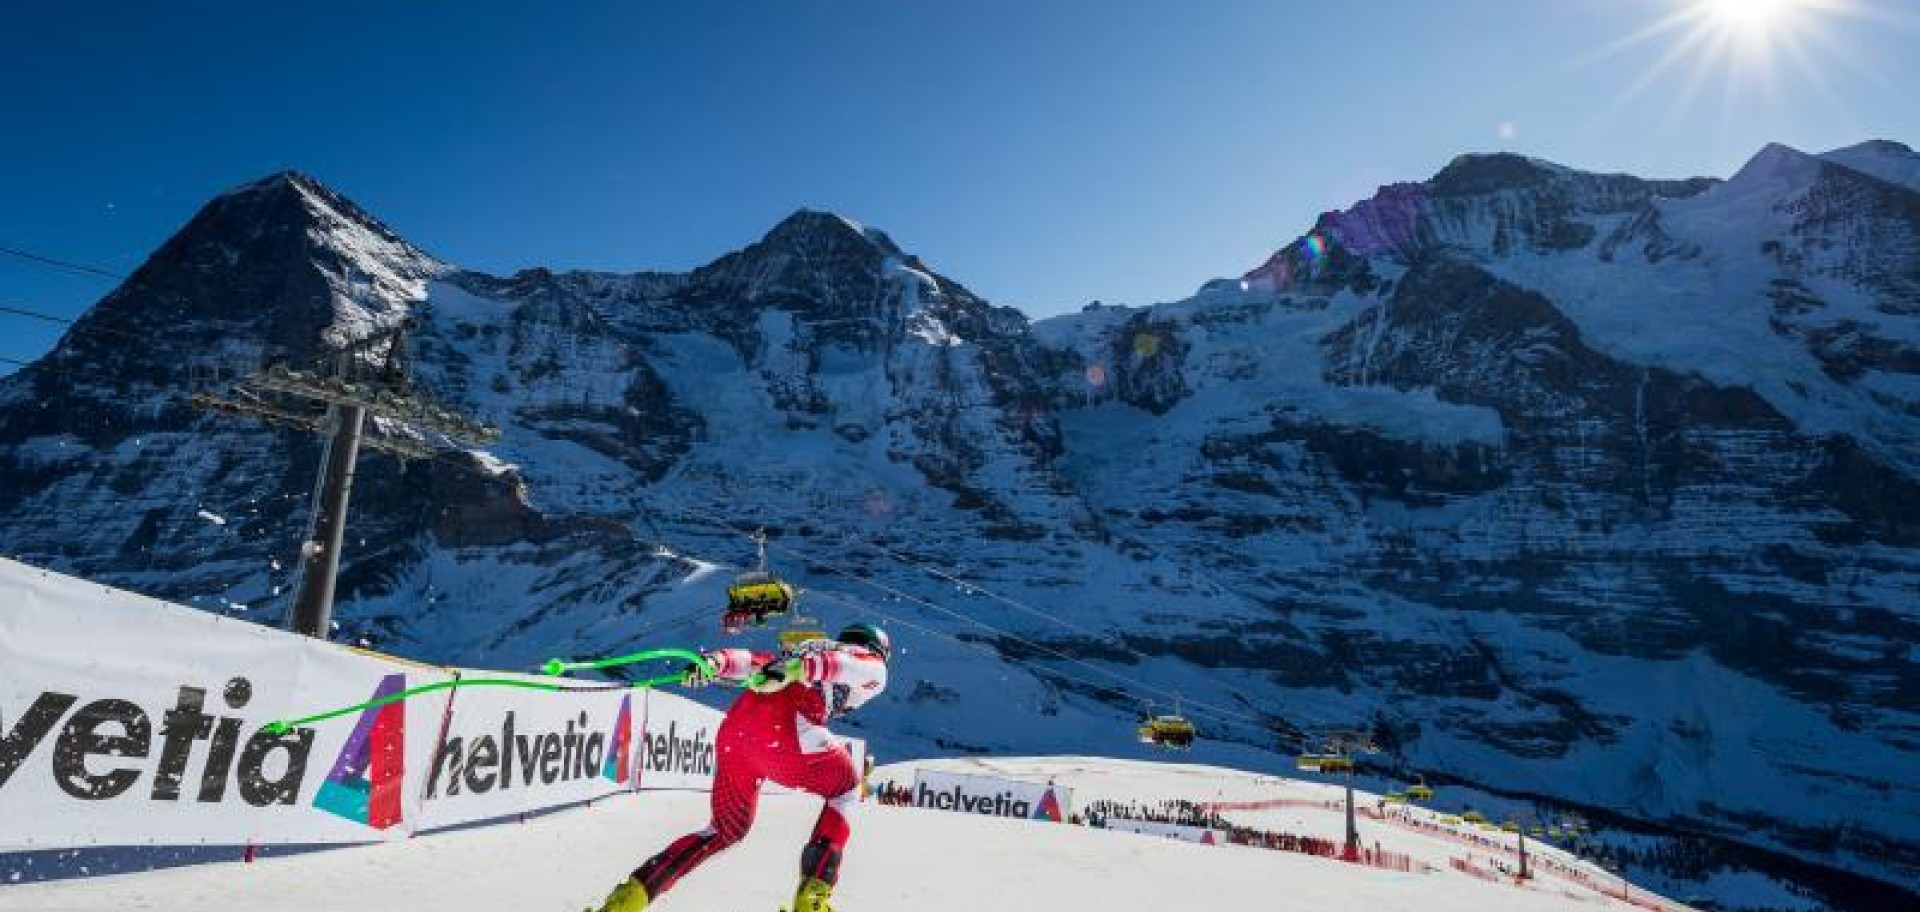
{"left": 0, "top": 757, "right": 1683, "bottom": 912}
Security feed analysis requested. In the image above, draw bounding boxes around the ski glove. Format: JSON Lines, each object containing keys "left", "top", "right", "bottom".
{"left": 750, "top": 656, "right": 806, "bottom": 693}
{"left": 682, "top": 657, "right": 717, "bottom": 689}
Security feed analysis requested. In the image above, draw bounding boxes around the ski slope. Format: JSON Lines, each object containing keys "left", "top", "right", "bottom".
{"left": 0, "top": 757, "right": 1684, "bottom": 912}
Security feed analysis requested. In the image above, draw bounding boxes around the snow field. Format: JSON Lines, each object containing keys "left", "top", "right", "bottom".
{"left": 0, "top": 757, "right": 1681, "bottom": 911}
{"left": 892, "top": 757, "right": 1687, "bottom": 910}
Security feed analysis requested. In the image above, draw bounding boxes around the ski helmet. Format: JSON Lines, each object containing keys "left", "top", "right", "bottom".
{"left": 837, "top": 623, "right": 891, "bottom": 661}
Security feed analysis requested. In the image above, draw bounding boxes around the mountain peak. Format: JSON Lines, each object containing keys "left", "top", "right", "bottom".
{"left": 1821, "top": 139, "right": 1920, "bottom": 193}
{"left": 218, "top": 168, "right": 322, "bottom": 199}
{"left": 1729, "top": 142, "right": 1822, "bottom": 187}
{"left": 1825, "top": 139, "right": 1915, "bottom": 160}
{"left": 61, "top": 169, "right": 442, "bottom": 366}
{"left": 761, "top": 208, "right": 903, "bottom": 257}
{"left": 681, "top": 209, "right": 914, "bottom": 312}
{"left": 210, "top": 170, "right": 415, "bottom": 252}
{"left": 1427, "top": 152, "right": 1568, "bottom": 196}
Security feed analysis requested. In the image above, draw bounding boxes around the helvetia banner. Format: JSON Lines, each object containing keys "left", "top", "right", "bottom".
{"left": 414, "top": 671, "right": 634, "bottom": 832}
{"left": 635, "top": 691, "right": 723, "bottom": 792}
{"left": 0, "top": 559, "right": 454, "bottom": 849}
{"left": 910, "top": 769, "right": 1072, "bottom": 822}
{"left": 635, "top": 692, "right": 869, "bottom": 797}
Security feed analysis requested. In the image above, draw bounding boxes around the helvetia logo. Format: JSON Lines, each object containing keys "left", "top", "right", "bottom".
{"left": 915, "top": 781, "right": 1036, "bottom": 818}
{"left": 1033, "top": 786, "right": 1064, "bottom": 822}
{"left": 312, "top": 673, "right": 407, "bottom": 830}
{"left": 639, "top": 720, "right": 715, "bottom": 777}
{"left": 0, "top": 676, "right": 314, "bottom": 809}
{"left": 425, "top": 705, "right": 622, "bottom": 800}
{"left": 601, "top": 695, "right": 632, "bottom": 784}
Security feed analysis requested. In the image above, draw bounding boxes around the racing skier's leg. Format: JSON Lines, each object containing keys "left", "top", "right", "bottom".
{"left": 633, "top": 758, "right": 764, "bottom": 897}
{"left": 766, "top": 747, "right": 860, "bottom": 912}
{"left": 587, "top": 753, "right": 761, "bottom": 911}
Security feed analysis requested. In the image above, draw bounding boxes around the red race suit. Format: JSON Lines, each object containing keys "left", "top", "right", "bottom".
{"left": 632, "top": 640, "right": 887, "bottom": 898}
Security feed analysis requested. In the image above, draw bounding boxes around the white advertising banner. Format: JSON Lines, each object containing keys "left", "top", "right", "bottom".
{"left": 635, "top": 690, "right": 724, "bottom": 792}
{"left": 635, "top": 691, "right": 872, "bottom": 799}
{"left": 0, "top": 559, "right": 455, "bottom": 849}
{"left": 1103, "top": 818, "right": 1225, "bottom": 844}
{"left": 1, "top": 557, "right": 888, "bottom": 857}
{"left": 413, "top": 671, "right": 637, "bottom": 832}
{"left": 910, "top": 768, "right": 1071, "bottom": 822}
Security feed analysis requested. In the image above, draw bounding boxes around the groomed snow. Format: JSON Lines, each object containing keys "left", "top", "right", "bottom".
{"left": 0, "top": 757, "right": 1685, "bottom": 912}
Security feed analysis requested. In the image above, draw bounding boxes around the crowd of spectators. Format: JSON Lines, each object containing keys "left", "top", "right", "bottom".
{"left": 1082, "top": 797, "right": 1355, "bottom": 860}
{"left": 1081, "top": 798, "right": 1220, "bottom": 829}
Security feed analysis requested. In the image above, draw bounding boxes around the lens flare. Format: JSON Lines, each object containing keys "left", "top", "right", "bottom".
{"left": 1302, "top": 234, "right": 1328, "bottom": 262}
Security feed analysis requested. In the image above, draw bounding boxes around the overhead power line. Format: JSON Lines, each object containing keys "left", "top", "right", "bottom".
{"left": 0, "top": 302, "right": 183, "bottom": 349}
{"left": 0, "top": 245, "right": 349, "bottom": 380}
{"left": 0, "top": 244, "right": 126, "bottom": 280}
{"left": 0, "top": 303, "right": 77, "bottom": 325}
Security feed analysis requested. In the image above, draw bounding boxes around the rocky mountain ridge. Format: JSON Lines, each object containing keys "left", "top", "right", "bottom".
{"left": 2, "top": 142, "right": 1918, "bottom": 911}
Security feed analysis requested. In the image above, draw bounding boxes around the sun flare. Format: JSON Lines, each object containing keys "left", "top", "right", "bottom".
{"left": 1702, "top": 0, "right": 1801, "bottom": 34}
{"left": 1700, "top": 0, "right": 1816, "bottom": 52}
{"left": 1572, "top": 0, "right": 1893, "bottom": 134}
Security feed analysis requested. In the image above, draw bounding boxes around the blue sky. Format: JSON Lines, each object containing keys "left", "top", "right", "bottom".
{"left": 3, "top": 0, "right": 1916, "bottom": 367}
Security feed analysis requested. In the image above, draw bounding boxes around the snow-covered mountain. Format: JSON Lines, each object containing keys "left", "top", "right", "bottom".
{"left": 1, "top": 142, "right": 1917, "bottom": 911}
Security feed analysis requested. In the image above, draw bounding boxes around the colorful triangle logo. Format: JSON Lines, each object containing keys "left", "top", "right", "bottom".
{"left": 1033, "top": 787, "right": 1064, "bottom": 822}
{"left": 602, "top": 694, "right": 633, "bottom": 784}
{"left": 313, "top": 673, "right": 407, "bottom": 830}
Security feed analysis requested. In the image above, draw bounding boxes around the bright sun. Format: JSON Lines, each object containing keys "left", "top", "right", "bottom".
{"left": 1702, "top": 0, "right": 1804, "bottom": 41}
{"left": 1572, "top": 0, "right": 1878, "bottom": 129}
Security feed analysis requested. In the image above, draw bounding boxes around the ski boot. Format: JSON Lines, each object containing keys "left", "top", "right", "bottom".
{"left": 788, "top": 876, "right": 835, "bottom": 912}
{"left": 585, "top": 877, "right": 649, "bottom": 912}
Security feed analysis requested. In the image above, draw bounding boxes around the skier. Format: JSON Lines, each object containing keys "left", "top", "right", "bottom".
{"left": 589, "top": 623, "right": 892, "bottom": 912}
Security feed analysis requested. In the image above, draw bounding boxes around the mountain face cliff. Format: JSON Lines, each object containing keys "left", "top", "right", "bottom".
{"left": 2, "top": 143, "right": 1917, "bottom": 911}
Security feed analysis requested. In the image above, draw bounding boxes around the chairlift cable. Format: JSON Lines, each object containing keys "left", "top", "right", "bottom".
{"left": 661, "top": 504, "right": 1285, "bottom": 732}
{"left": 679, "top": 503, "right": 1355, "bottom": 732}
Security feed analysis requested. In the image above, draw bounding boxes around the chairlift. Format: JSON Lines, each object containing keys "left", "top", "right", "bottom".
{"left": 1405, "top": 774, "right": 1435, "bottom": 802}
{"left": 1136, "top": 696, "right": 1196, "bottom": 750}
{"left": 723, "top": 530, "right": 798, "bottom": 632}
{"left": 777, "top": 626, "right": 830, "bottom": 651}
{"left": 1295, "top": 751, "right": 1354, "bottom": 775}
{"left": 772, "top": 573, "right": 826, "bottom": 651}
